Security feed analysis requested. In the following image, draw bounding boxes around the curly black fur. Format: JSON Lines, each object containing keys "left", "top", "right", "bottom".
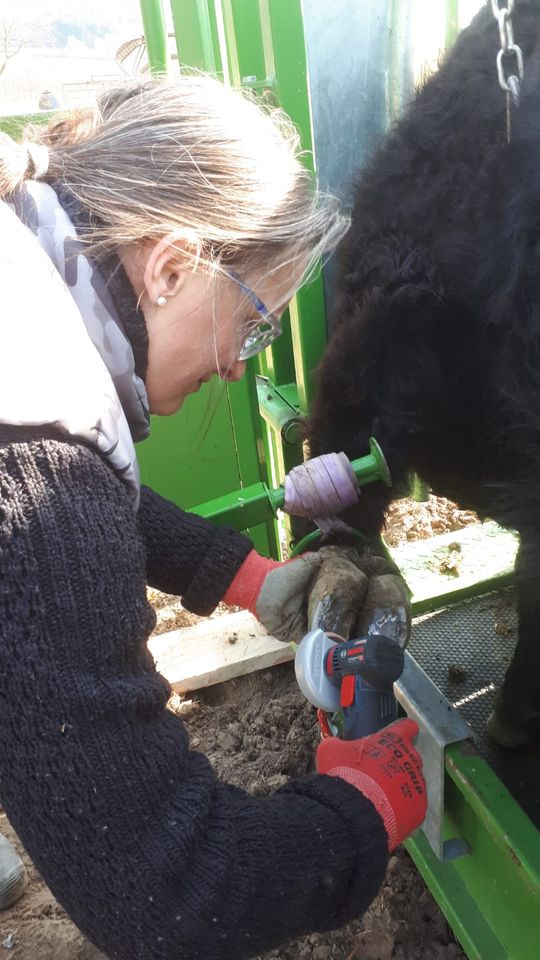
{"left": 308, "top": 0, "right": 540, "bottom": 740}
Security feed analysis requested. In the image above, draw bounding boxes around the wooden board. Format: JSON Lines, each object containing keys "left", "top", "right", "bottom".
{"left": 148, "top": 610, "right": 294, "bottom": 694}
{"left": 393, "top": 520, "right": 518, "bottom": 611}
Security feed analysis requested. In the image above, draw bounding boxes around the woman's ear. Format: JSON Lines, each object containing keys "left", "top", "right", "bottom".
{"left": 143, "top": 231, "right": 200, "bottom": 303}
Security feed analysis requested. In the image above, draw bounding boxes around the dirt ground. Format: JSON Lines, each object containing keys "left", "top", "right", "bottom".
{"left": 0, "top": 495, "right": 478, "bottom": 960}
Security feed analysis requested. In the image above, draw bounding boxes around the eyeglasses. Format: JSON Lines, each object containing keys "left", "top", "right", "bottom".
{"left": 225, "top": 269, "right": 283, "bottom": 361}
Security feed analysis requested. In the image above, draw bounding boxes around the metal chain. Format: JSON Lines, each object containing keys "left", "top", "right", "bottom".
{"left": 491, "top": 0, "right": 524, "bottom": 141}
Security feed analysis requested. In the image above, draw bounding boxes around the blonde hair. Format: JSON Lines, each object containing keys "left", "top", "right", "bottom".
{"left": 0, "top": 75, "right": 348, "bottom": 286}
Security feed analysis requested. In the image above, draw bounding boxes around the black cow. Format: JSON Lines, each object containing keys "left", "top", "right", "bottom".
{"left": 308, "top": 0, "right": 540, "bottom": 747}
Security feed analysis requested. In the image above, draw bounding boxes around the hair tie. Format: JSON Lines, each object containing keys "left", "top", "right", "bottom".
{"left": 26, "top": 142, "right": 50, "bottom": 180}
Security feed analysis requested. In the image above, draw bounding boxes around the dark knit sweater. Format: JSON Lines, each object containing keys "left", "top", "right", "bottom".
{"left": 0, "top": 426, "right": 388, "bottom": 959}
{"left": 0, "top": 190, "right": 389, "bottom": 959}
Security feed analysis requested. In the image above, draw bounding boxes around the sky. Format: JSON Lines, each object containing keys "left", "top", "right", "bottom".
{"left": 2, "top": 0, "right": 142, "bottom": 28}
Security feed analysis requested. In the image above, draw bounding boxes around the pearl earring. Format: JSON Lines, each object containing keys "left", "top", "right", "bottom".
{"left": 156, "top": 295, "right": 167, "bottom": 307}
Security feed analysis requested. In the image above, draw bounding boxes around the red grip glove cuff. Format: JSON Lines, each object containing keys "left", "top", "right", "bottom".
{"left": 325, "top": 766, "right": 398, "bottom": 850}
{"left": 222, "top": 549, "right": 282, "bottom": 615}
{"left": 317, "top": 719, "right": 427, "bottom": 852}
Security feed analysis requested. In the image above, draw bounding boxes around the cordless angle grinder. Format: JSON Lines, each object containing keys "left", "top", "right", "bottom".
{"left": 295, "top": 627, "right": 405, "bottom": 739}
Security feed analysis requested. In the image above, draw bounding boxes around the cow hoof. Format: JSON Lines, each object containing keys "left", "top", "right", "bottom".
{"left": 486, "top": 708, "right": 530, "bottom": 748}
{"left": 0, "top": 834, "right": 27, "bottom": 911}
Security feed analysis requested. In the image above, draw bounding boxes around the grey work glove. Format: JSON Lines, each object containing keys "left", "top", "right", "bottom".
{"left": 222, "top": 547, "right": 324, "bottom": 645}
{"left": 307, "top": 544, "right": 411, "bottom": 647}
{"left": 254, "top": 553, "right": 323, "bottom": 644}
{"left": 224, "top": 543, "right": 409, "bottom": 647}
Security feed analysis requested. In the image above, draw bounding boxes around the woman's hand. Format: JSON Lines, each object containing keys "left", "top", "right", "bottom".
{"left": 222, "top": 550, "right": 322, "bottom": 643}
{"left": 317, "top": 718, "right": 427, "bottom": 851}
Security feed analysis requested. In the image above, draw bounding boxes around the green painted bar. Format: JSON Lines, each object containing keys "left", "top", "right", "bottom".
{"left": 140, "top": 0, "right": 168, "bottom": 74}
{"left": 169, "top": 0, "right": 223, "bottom": 74}
{"left": 220, "top": 0, "right": 266, "bottom": 88}
{"left": 226, "top": 364, "right": 280, "bottom": 556}
{"left": 191, "top": 479, "right": 282, "bottom": 529}
{"left": 220, "top": 0, "right": 314, "bottom": 548}
{"left": 409, "top": 470, "right": 430, "bottom": 503}
{"left": 406, "top": 830, "right": 508, "bottom": 960}
{"left": 263, "top": 0, "right": 329, "bottom": 412}
{"left": 446, "top": 745, "right": 540, "bottom": 893}
{"left": 288, "top": 277, "right": 329, "bottom": 414}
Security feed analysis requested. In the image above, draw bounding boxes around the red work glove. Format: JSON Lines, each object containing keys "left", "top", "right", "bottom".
{"left": 222, "top": 549, "right": 322, "bottom": 644}
{"left": 317, "top": 718, "right": 427, "bottom": 851}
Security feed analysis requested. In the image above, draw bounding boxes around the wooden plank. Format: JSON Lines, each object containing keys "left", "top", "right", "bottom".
{"left": 392, "top": 520, "right": 518, "bottom": 609}
{"left": 148, "top": 610, "right": 294, "bottom": 694}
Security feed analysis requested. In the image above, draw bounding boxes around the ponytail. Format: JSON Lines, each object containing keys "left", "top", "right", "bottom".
{"left": 0, "top": 134, "right": 49, "bottom": 197}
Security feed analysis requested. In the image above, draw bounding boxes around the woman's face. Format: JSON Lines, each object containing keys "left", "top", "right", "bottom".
{"left": 142, "top": 261, "right": 300, "bottom": 416}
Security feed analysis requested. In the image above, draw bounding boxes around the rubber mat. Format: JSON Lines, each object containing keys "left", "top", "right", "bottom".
{"left": 409, "top": 588, "right": 540, "bottom": 829}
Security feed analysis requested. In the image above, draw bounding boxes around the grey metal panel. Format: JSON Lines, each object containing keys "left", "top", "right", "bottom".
{"left": 302, "top": 0, "right": 394, "bottom": 206}
{"left": 301, "top": 0, "right": 417, "bottom": 306}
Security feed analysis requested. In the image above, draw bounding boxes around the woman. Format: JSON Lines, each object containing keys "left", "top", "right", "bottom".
{"left": 0, "top": 75, "right": 425, "bottom": 958}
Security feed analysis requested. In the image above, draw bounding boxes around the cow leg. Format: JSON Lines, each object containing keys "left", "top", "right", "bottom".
{"left": 487, "top": 534, "right": 540, "bottom": 747}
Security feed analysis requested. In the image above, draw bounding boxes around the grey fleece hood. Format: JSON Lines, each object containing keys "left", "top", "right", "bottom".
{"left": 0, "top": 181, "right": 150, "bottom": 509}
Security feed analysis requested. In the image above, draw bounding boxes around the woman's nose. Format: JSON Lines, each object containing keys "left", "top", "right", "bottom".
{"left": 220, "top": 361, "right": 246, "bottom": 382}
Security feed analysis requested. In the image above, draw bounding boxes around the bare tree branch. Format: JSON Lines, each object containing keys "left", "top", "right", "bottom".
{"left": 0, "top": 17, "right": 52, "bottom": 78}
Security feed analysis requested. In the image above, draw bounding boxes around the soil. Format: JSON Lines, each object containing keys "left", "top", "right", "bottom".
{"left": 0, "top": 495, "right": 476, "bottom": 960}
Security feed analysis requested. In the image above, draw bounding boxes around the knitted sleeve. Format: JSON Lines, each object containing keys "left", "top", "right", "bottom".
{"left": 0, "top": 436, "right": 389, "bottom": 960}
{"left": 138, "top": 485, "right": 253, "bottom": 614}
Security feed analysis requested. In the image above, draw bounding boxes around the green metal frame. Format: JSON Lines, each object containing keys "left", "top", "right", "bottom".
{"left": 406, "top": 741, "right": 540, "bottom": 960}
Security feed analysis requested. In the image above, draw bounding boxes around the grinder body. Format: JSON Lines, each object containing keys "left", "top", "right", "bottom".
{"left": 295, "top": 630, "right": 404, "bottom": 739}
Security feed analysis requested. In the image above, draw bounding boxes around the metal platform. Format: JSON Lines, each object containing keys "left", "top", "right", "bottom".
{"left": 409, "top": 589, "right": 540, "bottom": 830}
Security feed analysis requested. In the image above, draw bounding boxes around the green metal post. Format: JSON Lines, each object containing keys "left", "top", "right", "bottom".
{"left": 220, "top": 0, "right": 267, "bottom": 88}
{"left": 263, "top": 0, "right": 328, "bottom": 413}
{"left": 256, "top": 378, "right": 306, "bottom": 447}
{"left": 258, "top": 313, "right": 304, "bottom": 525}
{"left": 225, "top": 364, "right": 280, "bottom": 556}
{"left": 139, "top": 0, "right": 168, "bottom": 74}
{"left": 169, "top": 0, "right": 223, "bottom": 74}
{"left": 216, "top": 0, "right": 323, "bottom": 550}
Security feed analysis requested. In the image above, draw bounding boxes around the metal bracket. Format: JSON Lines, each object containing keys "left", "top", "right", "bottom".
{"left": 395, "top": 651, "right": 473, "bottom": 862}
{"left": 256, "top": 375, "right": 306, "bottom": 446}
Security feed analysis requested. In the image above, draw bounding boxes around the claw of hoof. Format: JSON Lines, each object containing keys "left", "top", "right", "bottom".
{"left": 486, "top": 708, "right": 530, "bottom": 748}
